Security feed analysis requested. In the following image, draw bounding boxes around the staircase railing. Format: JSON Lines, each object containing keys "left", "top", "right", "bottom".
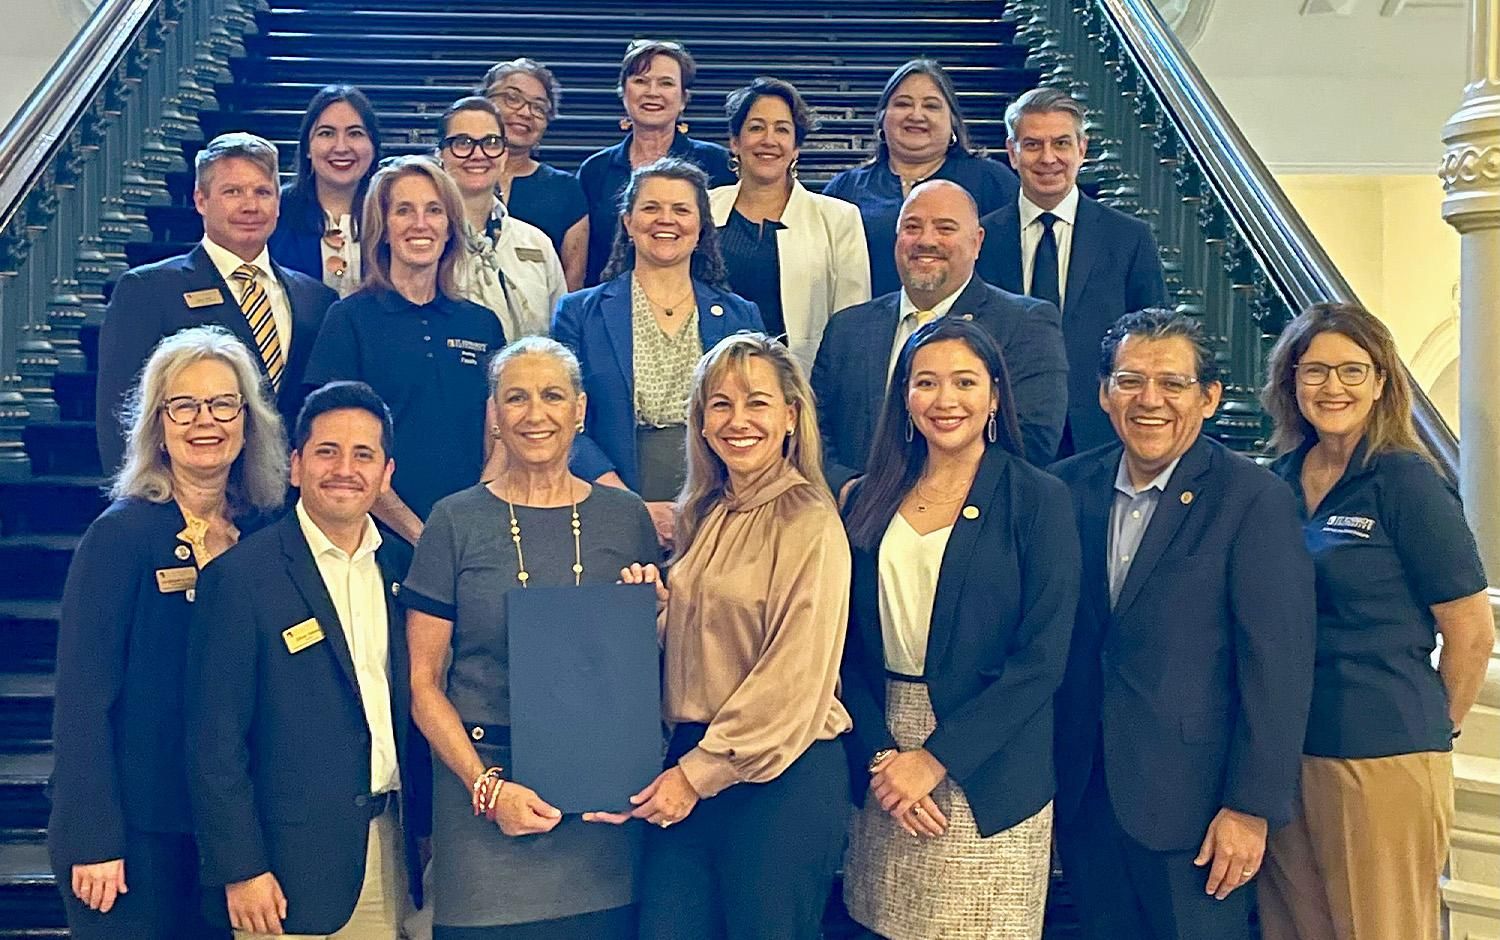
{"left": 0, "top": 0, "right": 261, "bottom": 481}
{"left": 1009, "top": 0, "right": 1459, "bottom": 475}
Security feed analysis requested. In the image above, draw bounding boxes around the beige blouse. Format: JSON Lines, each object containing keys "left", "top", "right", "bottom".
{"left": 662, "top": 464, "right": 853, "bottom": 798}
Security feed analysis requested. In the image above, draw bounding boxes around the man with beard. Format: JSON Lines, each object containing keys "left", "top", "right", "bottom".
{"left": 812, "top": 179, "right": 1066, "bottom": 499}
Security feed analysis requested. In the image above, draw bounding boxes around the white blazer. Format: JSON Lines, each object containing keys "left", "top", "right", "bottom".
{"left": 710, "top": 180, "right": 871, "bottom": 370}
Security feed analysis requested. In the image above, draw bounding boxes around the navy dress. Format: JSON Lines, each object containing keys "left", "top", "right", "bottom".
{"left": 823, "top": 151, "right": 1019, "bottom": 297}
{"left": 508, "top": 163, "right": 588, "bottom": 255}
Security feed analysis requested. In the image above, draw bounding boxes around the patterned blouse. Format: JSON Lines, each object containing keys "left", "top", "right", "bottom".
{"left": 630, "top": 274, "right": 702, "bottom": 428}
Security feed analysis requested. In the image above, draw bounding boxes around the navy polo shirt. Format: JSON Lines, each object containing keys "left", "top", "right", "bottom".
{"left": 508, "top": 162, "right": 588, "bottom": 255}
{"left": 823, "top": 150, "right": 1020, "bottom": 297}
{"left": 1271, "top": 439, "right": 1486, "bottom": 758}
{"left": 304, "top": 288, "right": 506, "bottom": 521}
{"left": 577, "top": 131, "right": 735, "bottom": 286}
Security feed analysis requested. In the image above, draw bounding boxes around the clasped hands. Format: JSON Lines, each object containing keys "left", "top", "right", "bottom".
{"left": 871, "top": 748, "right": 949, "bottom": 838}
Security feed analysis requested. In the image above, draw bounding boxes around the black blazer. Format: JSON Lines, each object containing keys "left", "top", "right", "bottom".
{"left": 186, "top": 512, "right": 422, "bottom": 934}
{"left": 812, "top": 275, "right": 1068, "bottom": 491}
{"left": 47, "top": 498, "right": 263, "bottom": 868}
{"left": 95, "top": 243, "right": 336, "bottom": 471}
{"left": 841, "top": 447, "right": 1080, "bottom": 836}
{"left": 976, "top": 196, "right": 1168, "bottom": 453}
{"left": 1049, "top": 436, "right": 1316, "bottom": 852}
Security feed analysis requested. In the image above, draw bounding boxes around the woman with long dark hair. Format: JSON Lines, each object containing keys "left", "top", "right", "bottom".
{"left": 841, "top": 317, "right": 1077, "bottom": 939}
{"left": 268, "top": 85, "right": 382, "bottom": 297}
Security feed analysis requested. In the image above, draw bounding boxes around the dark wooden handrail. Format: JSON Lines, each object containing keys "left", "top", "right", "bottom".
{"left": 0, "top": 0, "right": 160, "bottom": 236}
{"left": 1096, "top": 0, "right": 1460, "bottom": 475}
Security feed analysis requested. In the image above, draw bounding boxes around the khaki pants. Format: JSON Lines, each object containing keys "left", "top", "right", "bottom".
{"left": 236, "top": 804, "right": 407, "bottom": 940}
{"left": 1260, "top": 751, "right": 1453, "bottom": 940}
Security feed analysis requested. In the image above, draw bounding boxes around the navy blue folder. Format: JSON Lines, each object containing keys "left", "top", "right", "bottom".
{"left": 506, "top": 583, "right": 663, "bottom": 814}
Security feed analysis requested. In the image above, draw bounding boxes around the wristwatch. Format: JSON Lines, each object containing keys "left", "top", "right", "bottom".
{"left": 868, "top": 748, "right": 898, "bottom": 773}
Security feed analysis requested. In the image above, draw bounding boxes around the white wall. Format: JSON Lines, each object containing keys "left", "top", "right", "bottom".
{"left": 0, "top": 0, "right": 97, "bottom": 133}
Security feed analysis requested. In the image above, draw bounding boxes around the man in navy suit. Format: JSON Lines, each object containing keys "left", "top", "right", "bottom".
{"left": 812, "top": 179, "right": 1067, "bottom": 498}
{"left": 977, "top": 88, "right": 1168, "bottom": 458}
{"left": 187, "top": 382, "right": 423, "bottom": 937}
{"left": 1049, "top": 309, "right": 1315, "bottom": 940}
{"left": 95, "top": 132, "right": 336, "bottom": 472}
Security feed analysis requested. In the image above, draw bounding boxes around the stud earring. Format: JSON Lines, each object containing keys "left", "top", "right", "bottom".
{"left": 677, "top": 121, "right": 690, "bottom": 134}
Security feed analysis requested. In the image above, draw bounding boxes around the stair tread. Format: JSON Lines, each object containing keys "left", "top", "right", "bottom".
{"left": 0, "top": 602, "right": 61, "bottom": 622}
{"left": 0, "top": 842, "right": 52, "bottom": 885}
{"left": 0, "top": 752, "right": 51, "bottom": 783}
{"left": 0, "top": 674, "right": 54, "bottom": 698}
{"left": 0, "top": 535, "right": 78, "bottom": 553}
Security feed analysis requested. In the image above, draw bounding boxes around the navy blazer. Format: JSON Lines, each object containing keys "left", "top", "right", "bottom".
{"left": 186, "top": 512, "right": 424, "bottom": 934}
{"left": 812, "top": 276, "right": 1068, "bottom": 491}
{"left": 551, "top": 272, "right": 763, "bottom": 490}
{"left": 95, "top": 244, "right": 336, "bottom": 472}
{"left": 46, "top": 498, "right": 265, "bottom": 869}
{"left": 266, "top": 187, "right": 326, "bottom": 282}
{"left": 841, "top": 446, "right": 1080, "bottom": 836}
{"left": 1049, "top": 436, "right": 1316, "bottom": 852}
{"left": 976, "top": 195, "right": 1168, "bottom": 453}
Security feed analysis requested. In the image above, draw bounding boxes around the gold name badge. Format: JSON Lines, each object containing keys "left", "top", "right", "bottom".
{"left": 514, "top": 246, "right": 546, "bottom": 263}
{"left": 182, "top": 288, "right": 225, "bottom": 308}
{"left": 282, "top": 617, "right": 326, "bottom": 654}
{"left": 155, "top": 566, "right": 198, "bottom": 594}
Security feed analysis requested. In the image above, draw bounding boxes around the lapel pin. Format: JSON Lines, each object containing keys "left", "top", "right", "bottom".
{"left": 962, "top": 505, "right": 980, "bottom": 520}
{"left": 1180, "top": 491, "right": 1195, "bottom": 505}
{"left": 391, "top": 582, "right": 400, "bottom": 596}
{"left": 961, "top": 313, "right": 974, "bottom": 321}
{"left": 185, "top": 588, "right": 196, "bottom": 603}
{"left": 174, "top": 544, "right": 191, "bottom": 561}
{"left": 710, "top": 304, "right": 724, "bottom": 317}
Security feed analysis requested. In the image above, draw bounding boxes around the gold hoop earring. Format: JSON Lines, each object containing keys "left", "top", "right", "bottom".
{"left": 729, "top": 153, "right": 740, "bottom": 175}
{"left": 789, "top": 159, "right": 799, "bottom": 179}
{"left": 677, "top": 121, "right": 690, "bottom": 134}
{"left": 619, "top": 117, "right": 633, "bottom": 132}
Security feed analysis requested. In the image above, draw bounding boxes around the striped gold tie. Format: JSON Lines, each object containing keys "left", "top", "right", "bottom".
{"left": 914, "top": 309, "right": 937, "bottom": 326}
{"left": 229, "top": 263, "right": 284, "bottom": 391}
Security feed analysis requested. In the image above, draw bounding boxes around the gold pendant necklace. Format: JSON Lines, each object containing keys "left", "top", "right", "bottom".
{"left": 641, "top": 282, "right": 695, "bottom": 318}
{"left": 504, "top": 493, "right": 583, "bottom": 587}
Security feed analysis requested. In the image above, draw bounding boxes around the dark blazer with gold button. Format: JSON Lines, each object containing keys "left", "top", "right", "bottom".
{"left": 186, "top": 510, "right": 422, "bottom": 934}
{"left": 840, "top": 445, "right": 1080, "bottom": 836}
{"left": 48, "top": 497, "right": 258, "bottom": 870}
{"left": 812, "top": 275, "right": 1068, "bottom": 491}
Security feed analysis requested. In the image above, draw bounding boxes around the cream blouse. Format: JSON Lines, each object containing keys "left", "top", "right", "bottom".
{"left": 661, "top": 464, "right": 853, "bottom": 798}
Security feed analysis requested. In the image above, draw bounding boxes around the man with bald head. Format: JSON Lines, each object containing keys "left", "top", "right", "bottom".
{"left": 813, "top": 179, "right": 1067, "bottom": 496}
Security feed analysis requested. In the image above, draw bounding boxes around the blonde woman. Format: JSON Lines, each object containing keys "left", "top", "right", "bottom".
{"left": 48, "top": 326, "right": 286, "bottom": 939}
{"left": 605, "top": 332, "right": 851, "bottom": 938}
{"left": 305, "top": 155, "right": 506, "bottom": 543}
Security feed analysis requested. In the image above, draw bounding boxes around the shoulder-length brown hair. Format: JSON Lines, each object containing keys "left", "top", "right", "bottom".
{"left": 600, "top": 156, "right": 728, "bottom": 288}
{"left": 358, "top": 155, "right": 467, "bottom": 301}
{"left": 673, "top": 332, "right": 827, "bottom": 559}
{"left": 1262, "top": 302, "right": 1429, "bottom": 463}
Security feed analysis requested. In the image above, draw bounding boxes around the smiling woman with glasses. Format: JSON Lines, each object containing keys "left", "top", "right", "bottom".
{"left": 1259, "top": 302, "right": 1494, "bottom": 940}
{"left": 435, "top": 96, "right": 566, "bottom": 343}
{"left": 481, "top": 58, "right": 590, "bottom": 291}
{"left": 48, "top": 326, "right": 286, "bottom": 940}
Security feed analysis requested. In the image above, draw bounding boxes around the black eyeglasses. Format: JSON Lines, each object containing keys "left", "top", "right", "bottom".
{"left": 162, "top": 394, "right": 245, "bottom": 425}
{"left": 1295, "top": 362, "right": 1375, "bottom": 387}
{"left": 440, "top": 134, "right": 506, "bottom": 159}
{"left": 492, "top": 87, "right": 551, "bottom": 120}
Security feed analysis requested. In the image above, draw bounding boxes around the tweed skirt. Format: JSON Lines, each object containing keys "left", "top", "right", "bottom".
{"left": 843, "top": 678, "right": 1052, "bottom": 940}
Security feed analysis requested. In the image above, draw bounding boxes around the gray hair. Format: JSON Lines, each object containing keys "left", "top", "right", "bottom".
{"left": 481, "top": 57, "right": 562, "bottom": 118}
{"left": 195, "top": 132, "right": 280, "bottom": 193}
{"left": 1004, "top": 87, "right": 1088, "bottom": 142}
{"left": 111, "top": 326, "right": 289, "bottom": 514}
{"left": 488, "top": 335, "right": 584, "bottom": 396}
{"left": 1098, "top": 308, "right": 1219, "bottom": 384}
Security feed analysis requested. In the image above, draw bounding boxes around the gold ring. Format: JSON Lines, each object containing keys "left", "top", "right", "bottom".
{"left": 912, "top": 806, "right": 925, "bottom": 816}
{"left": 1241, "top": 869, "right": 1255, "bottom": 877}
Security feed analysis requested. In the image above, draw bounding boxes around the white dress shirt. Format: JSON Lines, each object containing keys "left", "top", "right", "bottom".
{"left": 295, "top": 501, "right": 400, "bottom": 794}
{"left": 1019, "top": 186, "right": 1081, "bottom": 310}
{"left": 457, "top": 198, "right": 567, "bottom": 340}
{"left": 877, "top": 513, "right": 952, "bottom": 676}
{"left": 200, "top": 236, "right": 293, "bottom": 353}
{"left": 888, "top": 275, "right": 973, "bottom": 377}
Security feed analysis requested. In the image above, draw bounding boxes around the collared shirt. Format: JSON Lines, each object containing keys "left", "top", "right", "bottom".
{"left": 1108, "top": 453, "right": 1183, "bottom": 605}
{"left": 1019, "top": 186, "right": 1080, "bottom": 309}
{"left": 295, "top": 500, "right": 399, "bottom": 793}
{"left": 457, "top": 198, "right": 567, "bottom": 340}
{"left": 1272, "top": 439, "right": 1486, "bottom": 758}
{"left": 889, "top": 276, "right": 973, "bottom": 376}
{"left": 303, "top": 287, "right": 506, "bottom": 521}
{"left": 317, "top": 212, "right": 361, "bottom": 299}
{"left": 200, "top": 236, "right": 293, "bottom": 352}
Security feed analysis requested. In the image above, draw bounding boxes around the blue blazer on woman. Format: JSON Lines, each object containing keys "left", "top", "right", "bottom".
{"left": 840, "top": 446, "right": 1080, "bottom": 836}
{"left": 551, "top": 271, "right": 762, "bottom": 490}
{"left": 267, "top": 184, "right": 327, "bottom": 283}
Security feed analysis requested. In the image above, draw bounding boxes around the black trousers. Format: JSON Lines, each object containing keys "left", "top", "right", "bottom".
{"left": 637, "top": 728, "right": 849, "bottom": 940}
{"left": 435, "top": 904, "right": 636, "bottom": 939}
{"left": 1054, "top": 757, "right": 1252, "bottom": 940}
{"left": 54, "top": 828, "right": 226, "bottom": 940}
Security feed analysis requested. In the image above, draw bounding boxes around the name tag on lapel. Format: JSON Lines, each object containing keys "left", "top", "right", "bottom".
{"left": 514, "top": 246, "right": 546, "bottom": 263}
{"left": 282, "top": 617, "right": 326, "bottom": 654}
{"left": 155, "top": 566, "right": 197, "bottom": 594}
{"left": 183, "top": 288, "right": 225, "bottom": 308}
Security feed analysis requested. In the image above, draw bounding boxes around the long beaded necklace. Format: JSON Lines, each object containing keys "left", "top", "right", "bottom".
{"left": 504, "top": 493, "right": 583, "bottom": 587}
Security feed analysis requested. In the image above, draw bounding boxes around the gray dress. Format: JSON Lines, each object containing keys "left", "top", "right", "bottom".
{"left": 401, "top": 483, "right": 662, "bottom": 928}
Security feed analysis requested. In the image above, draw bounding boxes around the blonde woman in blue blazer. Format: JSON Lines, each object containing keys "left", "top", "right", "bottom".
{"left": 709, "top": 78, "right": 869, "bottom": 372}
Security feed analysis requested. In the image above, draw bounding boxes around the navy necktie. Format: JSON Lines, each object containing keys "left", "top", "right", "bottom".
{"left": 1030, "top": 211, "right": 1061, "bottom": 309}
